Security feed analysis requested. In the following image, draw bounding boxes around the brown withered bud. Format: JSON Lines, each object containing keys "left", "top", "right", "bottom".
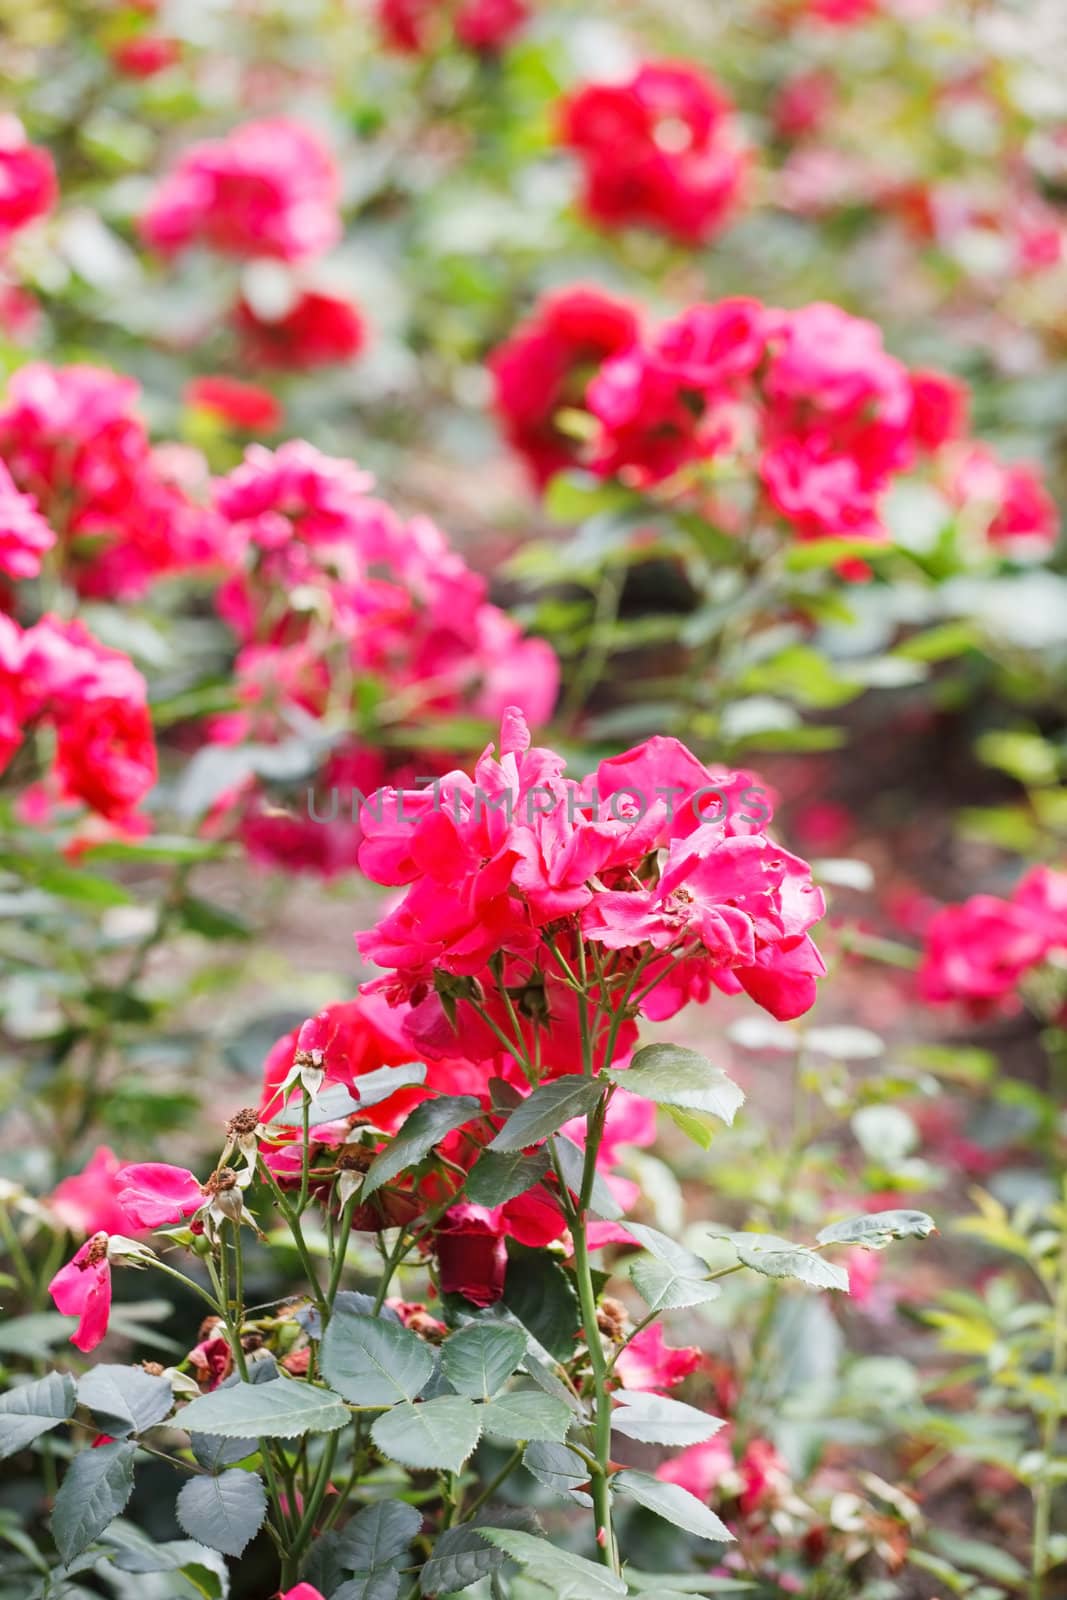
{"left": 214, "top": 1166, "right": 239, "bottom": 1191}
{"left": 596, "top": 1298, "right": 629, "bottom": 1342}
{"left": 240, "top": 1331, "right": 265, "bottom": 1353}
{"left": 141, "top": 1361, "right": 165, "bottom": 1377}
{"left": 336, "top": 1144, "right": 376, "bottom": 1173}
{"left": 226, "top": 1108, "right": 260, "bottom": 1137}
{"left": 198, "top": 1314, "right": 223, "bottom": 1341}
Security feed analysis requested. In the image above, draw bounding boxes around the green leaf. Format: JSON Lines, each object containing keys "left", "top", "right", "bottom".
{"left": 626, "top": 1572, "right": 755, "bottom": 1593}
{"left": 27, "top": 862, "right": 133, "bottom": 907}
{"left": 465, "top": 1148, "right": 550, "bottom": 1207}
{"left": 816, "top": 1210, "right": 937, "bottom": 1251}
{"left": 480, "top": 1390, "right": 573, "bottom": 1443}
{"left": 611, "top": 1392, "right": 724, "bottom": 1448}
{"left": 420, "top": 1512, "right": 532, "bottom": 1595}
{"left": 179, "top": 1380, "right": 350, "bottom": 1438}
{"left": 554, "top": 1135, "right": 623, "bottom": 1219}
{"left": 607, "top": 1046, "right": 743, "bottom": 1125}
{"left": 613, "top": 1471, "right": 734, "bottom": 1544}
{"left": 176, "top": 895, "right": 252, "bottom": 941}
{"left": 489, "top": 1078, "right": 606, "bottom": 1153}
{"left": 502, "top": 1247, "right": 580, "bottom": 1360}
{"left": 175, "top": 1469, "right": 266, "bottom": 1558}
{"left": 0, "top": 1373, "right": 76, "bottom": 1460}
{"left": 362, "top": 1095, "right": 483, "bottom": 1198}
{"left": 76, "top": 1365, "right": 173, "bottom": 1438}
{"left": 370, "top": 1397, "right": 482, "bottom": 1472}
{"left": 320, "top": 1309, "right": 435, "bottom": 1406}
{"left": 269, "top": 1065, "right": 428, "bottom": 1127}
{"left": 784, "top": 537, "right": 888, "bottom": 572}
{"left": 478, "top": 1529, "right": 626, "bottom": 1597}
{"left": 661, "top": 1107, "right": 725, "bottom": 1151}
{"left": 52, "top": 1441, "right": 136, "bottom": 1564}
{"left": 626, "top": 1223, "right": 719, "bottom": 1313}
{"left": 727, "top": 1233, "right": 849, "bottom": 1292}
{"left": 0, "top": 1313, "right": 75, "bottom": 1356}
{"left": 336, "top": 1499, "right": 422, "bottom": 1573}
{"left": 522, "top": 1441, "right": 591, "bottom": 1503}
{"left": 441, "top": 1323, "right": 527, "bottom": 1400}
{"left": 334, "top": 1574, "right": 401, "bottom": 1600}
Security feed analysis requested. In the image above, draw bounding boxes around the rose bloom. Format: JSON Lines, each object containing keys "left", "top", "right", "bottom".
{"left": 140, "top": 118, "right": 341, "bottom": 262}
{"left": 0, "top": 458, "right": 54, "bottom": 580}
{"left": 489, "top": 285, "right": 640, "bottom": 486}
{"left": 558, "top": 61, "right": 747, "bottom": 243}
{"left": 918, "top": 891, "right": 1055, "bottom": 1015}
{"left": 185, "top": 375, "right": 283, "bottom": 432}
{"left": 0, "top": 116, "right": 56, "bottom": 247}
{"left": 233, "top": 289, "right": 367, "bottom": 370}
{"left": 110, "top": 36, "right": 181, "bottom": 76}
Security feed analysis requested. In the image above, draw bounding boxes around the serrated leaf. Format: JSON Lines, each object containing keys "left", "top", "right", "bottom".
{"left": 478, "top": 1529, "right": 626, "bottom": 1597}
{"left": 336, "top": 1499, "right": 422, "bottom": 1571}
{"left": 612, "top": 1392, "right": 724, "bottom": 1448}
{"left": 522, "top": 1440, "right": 592, "bottom": 1503}
{"left": 480, "top": 1390, "right": 572, "bottom": 1443}
{"left": 419, "top": 1510, "right": 535, "bottom": 1595}
{"left": 608, "top": 1047, "right": 744, "bottom": 1125}
{"left": 371, "top": 1397, "right": 482, "bottom": 1472}
{"left": 320, "top": 1309, "right": 435, "bottom": 1406}
{"left": 0, "top": 1372, "right": 76, "bottom": 1459}
{"left": 363, "top": 1095, "right": 483, "bottom": 1198}
{"left": 419, "top": 1525, "right": 509, "bottom": 1594}
{"left": 816, "top": 1210, "right": 937, "bottom": 1250}
{"left": 111, "top": 1539, "right": 221, "bottom": 1575}
{"left": 626, "top": 1223, "right": 719, "bottom": 1312}
{"left": 300, "top": 1530, "right": 349, "bottom": 1595}
{"left": 77, "top": 1366, "right": 173, "bottom": 1438}
{"left": 465, "top": 1148, "right": 550, "bottom": 1207}
{"left": 613, "top": 1471, "right": 734, "bottom": 1544}
{"left": 190, "top": 1432, "right": 257, "bottom": 1471}
{"left": 488, "top": 1078, "right": 606, "bottom": 1154}
{"left": 175, "top": 1470, "right": 266, "bottom": 1558}
{"left": 334, "top": 1573, "right": 401, "bottom": 1600}
{"left": 441, "top": 1324, "right": 527, "bottom": 1400}
{"left": 727, "top": 1234, "right": 849, "bottom": 1292}
{"left": 180, "top": 1381, "right": 350, "bottom": 1438}
{"left": 52, "top": 1441, "right": 136, "bottom": 1564}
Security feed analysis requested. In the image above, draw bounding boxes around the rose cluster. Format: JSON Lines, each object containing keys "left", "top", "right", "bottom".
{"left": 0, "top": 612, "right": 156, "bottom": 826}
{"left": 0, "top": 362, "right": 222, "bottom": 598}
{"left": 256, "top": 994, "right": 656, "bottom": 1307}
{"left": 205, "top": 442, "right": 559, "bottom": 875}
{"left": 356, "top": 706, "right": 826, "bottom": 1059}
{"left": 492, "top": 287, "right": 1060, "bottom": 558}
{"left": 141, "top": 118, "right": 365, "bottom": 371}
{"left": 919, "top": 865, "right": 1067, "bottom": 1017}
{"left": 558, "top": 61, "right": 747, "bottom": 243}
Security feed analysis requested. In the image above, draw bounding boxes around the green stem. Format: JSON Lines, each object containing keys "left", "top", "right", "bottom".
{"left": 1032, "top": 1191, "right": 1067, "bottom": 1599}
